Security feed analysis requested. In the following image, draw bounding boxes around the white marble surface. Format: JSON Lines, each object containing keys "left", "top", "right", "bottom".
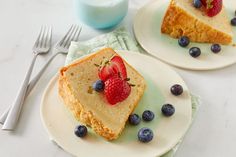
{"left": 0, "top": 0, "right": 236, "bottom": 156}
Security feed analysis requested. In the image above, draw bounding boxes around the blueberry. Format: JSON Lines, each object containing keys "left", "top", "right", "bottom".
{"left": 231, "top": 18, "right": 236, "bottom": 26}
{"left": 170, "top": 84, "right": 183, "bottom": 96}
{"left": 178, "top": 36, "right": 190, "bottom": 47}
{"left": 74, "top": 125, "right": 87, "bottom": 138}
{"left": 142, "top": 110, "right": 155, "bottom": 121}
{"left": 92, "top": 80, "right": 104, "bottom": 92}
{"left": 193, "top": 0, "right": 202, "bottom": 8}
{"left": 189, "top": 47, "right": 201, "bottom": 58}
{"left": 129, "top": 114, "right": 141, "bottom": 125}
{"left": 162, "top": 104, "right": 175, "bottom": 117}
{"left": 211, "top": 44, "right": 221, "bottom": 53}
{"left": 138, "top": 127, "right": 154, "bottom": 143}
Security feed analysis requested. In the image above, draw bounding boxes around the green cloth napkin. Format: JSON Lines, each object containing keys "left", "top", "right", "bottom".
{"left": 65, "top": 27, "right": 140, "bottom": 65}
{"left": 66, "top": 27, "right": 200, "bottom": 157}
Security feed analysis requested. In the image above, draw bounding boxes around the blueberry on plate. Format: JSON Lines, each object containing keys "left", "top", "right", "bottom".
{"left": 211, "top": 44, "right": 221, "bottom": 53}
{"left": 193, "top": 0, "right": 202, "bottom": 8}
{"left": 74, "top": 125, "right": 88, "bottom": 138}
{"left": 142, "top": 110, "right": 155, "bottom": 122}
{"left": 161, "top": 104, "right": 175, "bottom": 117}
{"left": 231, "top": 18, "right": 236, "bottom": 26}
{"left": 92, "top": 80, "right": 104, "bottom": 92}
{"left": 178, "top": 36, "right": 190, "bottom": 47}
{"left": 129, "top": 114, "right": 141, "bottom": 125}
{"left": 170, "top": 84, "right": 183, "bottom": 96}
{"left": 138, "top": 127, "right": 154, "bottom": 143}
{"left": 189, "top": 47, "right": 201, "bottom": 58}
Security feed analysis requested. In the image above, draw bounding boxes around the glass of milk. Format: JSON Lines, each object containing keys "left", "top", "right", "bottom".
{"left": 74, "top": 0, "right": 128, "bottom": 29}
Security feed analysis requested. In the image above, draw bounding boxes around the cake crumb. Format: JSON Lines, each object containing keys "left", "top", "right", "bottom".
{"left": 232, "top": 43, "right": 236, "bottom": 47}
{"left": 87, "top": 86, "right": 93, "bottom": 94}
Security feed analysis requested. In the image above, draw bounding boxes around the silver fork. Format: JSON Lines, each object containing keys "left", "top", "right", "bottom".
{"left": 1, "top": 26, "right": 52, "bottom": 130}
{"left": 0, "top": 25, "right": 81, "bottom": 128}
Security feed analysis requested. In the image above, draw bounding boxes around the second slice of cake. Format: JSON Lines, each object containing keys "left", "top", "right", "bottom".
{"left": 161, "top": 0, "right": 233, "bottom": 45}
{"left": 59, "top": 48, "right": 146, "bottom": 140}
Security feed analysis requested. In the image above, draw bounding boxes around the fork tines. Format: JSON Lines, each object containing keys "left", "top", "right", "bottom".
{"left": 33, "top": 25, "right": 52, "bottom": 49}
{"left": 58, "top": 25, "right": 82, "bottom": 48}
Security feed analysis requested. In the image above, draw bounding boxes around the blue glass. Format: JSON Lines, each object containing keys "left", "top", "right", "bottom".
{"left": 74, "top": 0, "right": 128, "bottom": 29}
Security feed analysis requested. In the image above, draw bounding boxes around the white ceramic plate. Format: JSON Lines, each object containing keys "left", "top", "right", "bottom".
{"left": 40, "top": 51, "right": 192, "bottom": 157}
{"left": 133, "top": 0, "right": 236, "bottom": 70}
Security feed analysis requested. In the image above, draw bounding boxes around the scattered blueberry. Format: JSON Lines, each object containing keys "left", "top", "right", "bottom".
{"left": 231, "top": 18, "right": 236, "bottom": 26}
{"left": 92, "top": 80, "right": 104, "bottom": 92}
{"left": 170, "top": 84, "right": 183, "bottom": 96}
{"left": 138, "top": 127, "right": 154, "bottom": 143}
{"left": 142, "top": 110, "right": 155, "bottom": 122}
{"left": 161, "top": 104, "right": 175, "bottom": 117}
{"left": 74, "top": 125, "right": 87, "bottom": 138}
{"left": 193, "top": 0, "right": 202, "bottom": 8}
{"left": 129, "top": 114, "right": 141, "bottom": 125}
{"left": 189, "top": 47, "right": 201, "bottom": 58}
{"left": 211, "top": 44, "right": 221, "bottom": 53}
{"left": 178, "top": 36, "right": 190, "bottom": 47}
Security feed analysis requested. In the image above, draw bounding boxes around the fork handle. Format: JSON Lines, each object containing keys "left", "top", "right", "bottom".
{"left": 0, "top": 106, "right": 10, "bottom": 125}
{"left": 0, "top": 52, "right": 64, "bottom": 125}
{"left": 2, "top": 53, "right": 38, "bottom": 130}
{"left": 27, "top": 52, "right": 61, "bottom": 93}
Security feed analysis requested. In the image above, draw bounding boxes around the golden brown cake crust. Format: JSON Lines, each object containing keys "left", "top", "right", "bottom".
{"left": 58, "top": 48, "right": 145, "bottom": 140}
{"left": 161, "top": 0, "right": 232, "bottom": 45}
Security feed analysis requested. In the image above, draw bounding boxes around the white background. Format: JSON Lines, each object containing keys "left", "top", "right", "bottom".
{"left": 0, "top": 0, "right": 235, "bottom": 156}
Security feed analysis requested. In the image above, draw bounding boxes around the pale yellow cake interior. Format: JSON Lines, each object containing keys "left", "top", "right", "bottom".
{"left": 59, "top": 48, "right": 146, "bottom": 139}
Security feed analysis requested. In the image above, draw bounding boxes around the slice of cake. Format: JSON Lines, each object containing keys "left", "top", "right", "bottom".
{"left": 59, "top": 48, "right": 146, "bottom": 140}
{"left": 161, "top": 0, "right": 233, "bottom": 45}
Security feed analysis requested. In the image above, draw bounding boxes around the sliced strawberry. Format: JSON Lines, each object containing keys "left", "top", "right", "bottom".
{"left": 202, "top": 0, "right": 222, "bottom": 17}
{"left": 201, "top": 0, "right": 207, "bottom": 6}
{"left": 104, "top": 76, "right": 131, "bottom": 105}
{"left": 98, "top": 56, "right": 127, "bottom": 81}
{"left": 111, "top": 56, "right": 127, "bottom": 80}
{"left": 98, "top": 64, "right": 118, "bottom": 81}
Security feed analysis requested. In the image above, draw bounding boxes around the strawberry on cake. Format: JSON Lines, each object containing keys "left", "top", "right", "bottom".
{"left": 59, "top": 48, "right": 146, "bottom": 140}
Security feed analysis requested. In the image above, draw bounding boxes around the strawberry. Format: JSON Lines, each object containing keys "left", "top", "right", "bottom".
{"left": 98, "top": 56, "right": 127, "bottom": 81}
{"left": 111, "top": 56, "right": 127, "bottom": 79}
{"left": 200, "top": 0, "right": 207, "bottom": 6}
{"left": 98, "top": 64, "right": 118, "bottom": 81}
{"left": 104, "top": 76, "right": 131, "bottom": 105}
{"left": 201, "top": 0, "right": 222, "bottom": 17}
